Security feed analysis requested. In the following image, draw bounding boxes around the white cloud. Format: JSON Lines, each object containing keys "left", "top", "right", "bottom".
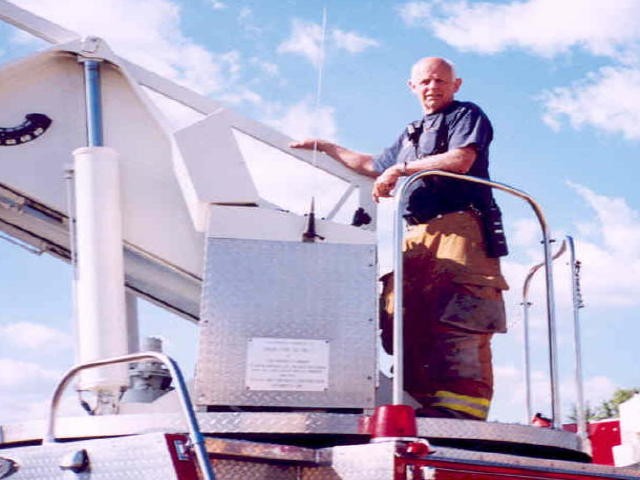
{"left": 492, "top": 365, "right": 618, "bottom": 423}
{"left": 510, "top": 218, "right": 541, "bottom": 250}
{"left": 396, "top": 1, "right": 433, "bottom": 26}
{"left": 278, "top": 19, "right": 379, "bottom": 67}
{"left": 0, "top": 321, "right": 72, "bottom": 350}
{"left": 209, "top": 0, "right": 226, "bottom": 10}
{"left": 541, "top": 66, "right": 640, "bottom": 140}
{"left": 0, "top": 389, "right": 87, "bottom": 424}
{"left": 278, "top": 19, "right": 325, "bottom": 68}
{"left": 219, "top": 87, "right": 263, "bottom": 107}
{"left": 237, "top": 6, "right": 261, "bottom": 36}
{"left": 0, "top": 358, "right": 61, "bottom": 389}
{"left": 396, "top": 0, "right": 640, "bottom": 61}
{"left": 583, "top": 375, "right": 618, "bottom": 406}
{"left": 491, "top": 364, "right": 554, "bottom": 423}
{"left": 332, "top": 29, "right": 379, "bottom": 54}
{"left": 563, "top": 183, "right": 640, "bottom": 307}
{"left": 504, "top": 183, "right": 640, "bottom": 311}
{"left": 250, "top": 57, "right": 279, "bottom": 77}
{"left": 267, "top": 98, "right": 337, "bottom": 142}
{"left": 570, "top": 182, "right": 640, "bottom": 255}
{"left": 12, "top": 0, "right": 256, "bottom": 102}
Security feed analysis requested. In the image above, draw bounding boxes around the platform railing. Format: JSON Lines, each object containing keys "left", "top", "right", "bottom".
{"left": 44, "top": 352, "right": 216, "bottom": 480}
{"left": 522, "top": 239, "right": 567, "bottom": 424}
{"left": 391, "top": 170, "right": 562, "bottom": 429}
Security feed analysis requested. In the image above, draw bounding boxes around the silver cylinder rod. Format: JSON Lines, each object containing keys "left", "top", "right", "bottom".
{"left": 82, "top": 59, "right": 104, "bottom": 147}
{"left": 392, "top": 170, "right": 561, "bottom": 429}
{"left": 567, "top": 235, "right": 587, "bottom": 442}
{"left": 522, "top": 298, "right": 532, "bottom": 423}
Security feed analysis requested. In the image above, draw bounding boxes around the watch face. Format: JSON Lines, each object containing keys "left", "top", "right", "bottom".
{"left": 0, "top": 113, "right": 52, "bottom": 146}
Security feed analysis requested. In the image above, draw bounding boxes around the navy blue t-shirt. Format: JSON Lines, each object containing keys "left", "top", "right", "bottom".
{"left": 373, "top": 100, "right": 494, "bottom": 218}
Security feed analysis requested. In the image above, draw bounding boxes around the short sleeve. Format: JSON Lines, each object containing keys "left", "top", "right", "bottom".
{"left": 372, "top": 133, "right": 404, "bottom": 173}
{"left": 448, "top": 106, "right": 493, "bottom": 151}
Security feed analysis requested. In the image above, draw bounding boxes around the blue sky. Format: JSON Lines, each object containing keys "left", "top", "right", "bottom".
{"left": 1, "top": 0, "right": 640, "bottom": 425}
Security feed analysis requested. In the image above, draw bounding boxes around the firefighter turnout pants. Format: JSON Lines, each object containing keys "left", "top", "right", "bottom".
{"left": 380, "top": 210, "right": 509, "bottom": 420}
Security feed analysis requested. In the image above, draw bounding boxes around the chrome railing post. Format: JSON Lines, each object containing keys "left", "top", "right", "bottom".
{"left": 391, "top": 182, "right": 407, "bottom": 404}
{"left": 522, "top": 298, "right": 533, "bottom": 423}
{"left": 521, "top": 240, "right": 566, "bottom": 424}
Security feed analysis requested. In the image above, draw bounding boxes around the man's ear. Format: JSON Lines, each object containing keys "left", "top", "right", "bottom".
{"left": 454, "top": 78, "right": 463, "bottom": 92}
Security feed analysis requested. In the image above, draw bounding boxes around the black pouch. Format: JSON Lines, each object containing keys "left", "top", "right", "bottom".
{"left": 481, "top": 201, "right": 509, "bottom": 258}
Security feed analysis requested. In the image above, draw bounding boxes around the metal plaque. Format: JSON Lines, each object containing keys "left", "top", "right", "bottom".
{"left": 246, "top": 337, "right": 330, "bottom": 392}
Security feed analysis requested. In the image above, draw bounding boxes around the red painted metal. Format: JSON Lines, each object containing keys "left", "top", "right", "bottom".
{"left": 563, "top": 419, "right": 621, "bottom": 466}
{"left": 397, "top": 456, "right": 628, "bottom": 480}
{"left": 164, "top": 433, "right": 200, "bottom": 480}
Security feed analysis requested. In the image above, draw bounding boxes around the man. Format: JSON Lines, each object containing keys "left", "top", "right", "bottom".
{"left": 291, "top": 57, "right": 508, "bottom": 420}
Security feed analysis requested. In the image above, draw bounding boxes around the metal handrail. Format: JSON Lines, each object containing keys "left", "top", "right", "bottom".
{"left": 521, "top": 239, "right": 567, "bottom": 424}
{"left": 44, "top": 352, "right": 216, "bottom": 480}
{"left": 392, "top": 170, "right": 561, "bottom": 428}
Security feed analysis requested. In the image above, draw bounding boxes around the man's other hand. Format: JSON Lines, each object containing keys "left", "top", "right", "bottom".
{"left": 372, "top": 164, "right": 402, "bottom": 202}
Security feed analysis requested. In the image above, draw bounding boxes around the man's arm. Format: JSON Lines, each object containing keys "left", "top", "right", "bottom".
{"left": 371, "top": 146, "right": 476, "bottom": 201}
{"left": 406, "top": 145, "right": 476, "bottom": 175}
{"left": 289, "top": 139, "right": 378, "bottom": 178}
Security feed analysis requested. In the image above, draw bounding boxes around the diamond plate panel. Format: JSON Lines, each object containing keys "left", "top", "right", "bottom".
{"left": 212, "top": 459, "right": 299, "bottom": 479}
{"left": 417, "top": 417, "right": 583, "bottom": 451}
{"left": 195, "top": 238, "right": 377, "bottom": 409}
{"left": 1, "top": 433, "right": 181, "bottom": 479}
{"left": 322, "top": 442, "right": 396, "bottom": 479}
{"left": 2, "top": 412, "right": 585, "bottom": 454}
{"left": 206, "top": 438, "right": 397, "bottom": 480}
{"left": 427, "top": 446, "right": 640, "bottom": 479}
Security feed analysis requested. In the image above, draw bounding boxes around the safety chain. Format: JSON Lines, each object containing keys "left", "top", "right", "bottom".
{"left": 574, "top": 260, "right": 585, "bottom": 309}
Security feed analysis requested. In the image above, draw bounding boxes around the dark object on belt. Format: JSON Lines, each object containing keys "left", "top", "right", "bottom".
{"left": 481, "top": 200, "right": 509, "bottom": 258}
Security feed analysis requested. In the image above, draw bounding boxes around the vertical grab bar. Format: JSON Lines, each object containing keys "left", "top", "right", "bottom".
{"left": 392, "top": 170, "right": 562, "bottom": 428}
{"left": 567, "top": 235, "right": 588, "bottom": 444}
{"left": 521, "top": 240, "right": 567, "bottom": 423}
{"left": 44, "top": 352, "right": 216, "bottom": 480}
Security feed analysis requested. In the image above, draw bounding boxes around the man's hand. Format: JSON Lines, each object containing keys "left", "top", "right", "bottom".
{"left": 372, "top": 164, "right": 402, "bottom": 202}
{"left": 289, "top": 138, "right": 324, "bottom": 151}
{"left": 289, "top": 138, "right": 378, "bottom": 177}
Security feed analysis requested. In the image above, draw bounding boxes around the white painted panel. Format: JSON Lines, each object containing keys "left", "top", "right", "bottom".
{"left": 0, "top": 51, "right": 86, "bottom": 210}
{"left": 207, "top": 204, "right": 375, "bottom": 244}
{"left": 99, "top": 61, "right": 204, "bottom": 274}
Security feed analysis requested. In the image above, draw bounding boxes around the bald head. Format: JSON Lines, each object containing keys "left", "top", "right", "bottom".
{"left": 408, "top": 57, "right": 462, "bottom": 114}
{"left": 410, "top": 57, "right": 457, "bottom": 82}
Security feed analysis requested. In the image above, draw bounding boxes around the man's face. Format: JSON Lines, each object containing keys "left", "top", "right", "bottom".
{"left": 408, "top": 59, "right": 462, "bottom": 114}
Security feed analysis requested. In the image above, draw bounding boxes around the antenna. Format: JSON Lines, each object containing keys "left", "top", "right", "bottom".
{"left": 303, "top": 6, "right": 328, "bottom": 242}
{"left": 311, "top": 6, "right": 328, "bottom": 168}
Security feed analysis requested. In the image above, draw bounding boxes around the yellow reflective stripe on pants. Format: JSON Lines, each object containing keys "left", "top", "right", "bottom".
{"left": 430, "top": 390, "right": 490, "bottom": 420}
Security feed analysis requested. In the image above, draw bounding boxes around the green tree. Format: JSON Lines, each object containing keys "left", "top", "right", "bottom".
{"left": 566, "top": 403, "right": 597, "bottom": 423}
{"left": 593, "top": 387, "right": 640, "bottom": 420}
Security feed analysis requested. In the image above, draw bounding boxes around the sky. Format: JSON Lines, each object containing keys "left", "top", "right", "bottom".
{"left": 1, "top": 0, "right": 640, "bottom": 427}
